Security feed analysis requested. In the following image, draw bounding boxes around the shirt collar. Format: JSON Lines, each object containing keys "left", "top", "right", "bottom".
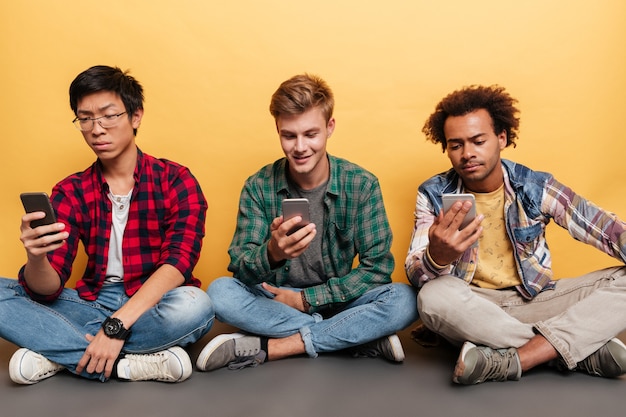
{"left": 94, "top": 146, "right": 144, "bottom": 193}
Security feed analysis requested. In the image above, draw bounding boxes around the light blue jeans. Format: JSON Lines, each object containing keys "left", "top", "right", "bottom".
{"left": 417, "top": 266, "right": 626, "bottom": 368}
{"left": 208, "top": 277, "right": 418, "bottom": 358}
{"left": 0, "top": 278, "right": 214, "bottom": 381}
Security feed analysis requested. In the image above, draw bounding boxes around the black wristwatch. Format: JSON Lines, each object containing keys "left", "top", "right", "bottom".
{"left": 102, "top": 317, "right": 131, "bottom": 340}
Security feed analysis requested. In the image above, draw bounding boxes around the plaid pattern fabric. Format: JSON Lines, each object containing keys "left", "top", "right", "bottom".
{"left": 405, "top": 159, "right": 626, "bottom": 299}
{"left": 19, "top": 148, "right": 207, "bottom": 301}
{"left": 227, "top": 155, "right": 394, "bottom": 311}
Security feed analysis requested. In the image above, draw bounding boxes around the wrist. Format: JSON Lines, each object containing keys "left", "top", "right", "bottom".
{"left": 425, "top": 246, "right": 450, "bottom": 270}
{"left": 301, "top": 291, "right": 311, "bottom": 312}
{"left": 102, "top": 317, "right": 132, "bottom": 340}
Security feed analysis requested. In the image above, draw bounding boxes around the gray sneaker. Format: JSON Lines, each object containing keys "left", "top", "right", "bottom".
{"left": 350, "top": 334, "right": 405, "bottom": 362}
{"left": 9, "top": 348, "right": 65, "bottom": 385}
{"left": 196, "top": 333, "right": 267, "bottom": 371}
{"left": 453, "top": 341, "right": 521, "bottom": 385}
{"left": 116, "top": 346, "right": 192, "bottom": 382}
{"left": 573, "top": 338, "right": 626, "bottom": 377}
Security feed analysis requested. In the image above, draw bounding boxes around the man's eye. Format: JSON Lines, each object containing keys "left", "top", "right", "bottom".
{"left": 104, "top": 114, "right": 118, "bottom": 120}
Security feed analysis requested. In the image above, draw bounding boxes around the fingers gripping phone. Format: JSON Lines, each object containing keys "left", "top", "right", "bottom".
{"left": 282, "top": 198, "right": 310, "bottom": 235}
{"left": 20, "top": 192, "right": 61, "bottom": 242}
{"left": 442, "top": 193, "right": 476, "bottom": 230}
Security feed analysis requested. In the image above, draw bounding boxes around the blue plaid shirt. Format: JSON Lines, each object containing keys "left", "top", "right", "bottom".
{"left": 405, "top": 159, "right": 626, "bottom": 299}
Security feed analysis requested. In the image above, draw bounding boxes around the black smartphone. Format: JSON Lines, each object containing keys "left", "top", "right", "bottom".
{"left": 442, "top": 193, "right": 476, "bottom": 230}
{"left": 282, "top": 198, "right": 310, "bottom": 235}
{"left": 20, "top": 192, "right": 58, "bottom": 229}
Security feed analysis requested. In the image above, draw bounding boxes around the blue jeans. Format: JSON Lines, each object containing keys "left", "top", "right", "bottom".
{"left": 208, "top": 277, "right": 418, "bottom": 358}
{"left": 0, "top": 278, "right": 214, "bottom": 381}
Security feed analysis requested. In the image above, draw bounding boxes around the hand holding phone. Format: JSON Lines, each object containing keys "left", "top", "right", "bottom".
{"left": 442, "top": 193, "right": 476, "bottom": 230}
{"left": 282, "top": 198, "right": 310, "bottom": 235}
{"left": 20, "top": 192, "right": 62, "bottom": 244}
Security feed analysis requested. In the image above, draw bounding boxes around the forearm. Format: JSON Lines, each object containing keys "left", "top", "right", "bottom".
{"left": 405, "top": 195, "right": 448, "bottom": 286}
{"left": 112, "top": 264, "right": 184, "bottom": 328}
{"left": 22, "top": 256, "right": 63, "bottom": 296}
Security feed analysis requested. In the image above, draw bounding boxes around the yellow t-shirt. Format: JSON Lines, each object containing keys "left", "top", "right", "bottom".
{"left": 471, "top": 185, "right": 522, "bottom": 289}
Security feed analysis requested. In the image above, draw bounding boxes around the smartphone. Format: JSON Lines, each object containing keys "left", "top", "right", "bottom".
{"left": 282, "top": 198, "right": 310, "bottom": 235}
{"left": 442, "top": 193, "right": 476, "bottom": 230}
{"left": 20, "top": 192, "right": 58, "bottom": 229}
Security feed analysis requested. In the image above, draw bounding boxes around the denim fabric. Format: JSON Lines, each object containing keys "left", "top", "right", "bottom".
{"left": 208, "top": 277, "right": 418, "bottom": 358}
{"left": 0, "top": 278, "right": 214, "bottom": 381}
{"left": 417, "top": 267, "right": 626, "bottom": 368}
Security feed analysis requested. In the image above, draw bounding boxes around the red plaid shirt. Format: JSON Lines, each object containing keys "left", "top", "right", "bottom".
{"left": 19, "top": 148, "right": 207, "bottom": 301}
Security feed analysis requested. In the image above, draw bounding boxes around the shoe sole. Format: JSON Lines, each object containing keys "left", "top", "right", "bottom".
{"left": 388, "top": 334, "right": 405, "bottom": 362}
{"left": 196, "top": 333, "right": 244, "bottom": 371}
{"left": 9, "top": 348, "right": 63, "bottom": 385}
{"left": 166, "top": 346, "right": 193, "bottom": 382}
{"left": 606, "top": 337, "right": 626, "bottom": 376}
{"left": 452, "top": 341, "right": 477, "bottom": 384}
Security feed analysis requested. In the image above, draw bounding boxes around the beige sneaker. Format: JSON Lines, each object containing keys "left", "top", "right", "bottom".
{"left": 116, "top": 346, "right": 192, "bottom": 382}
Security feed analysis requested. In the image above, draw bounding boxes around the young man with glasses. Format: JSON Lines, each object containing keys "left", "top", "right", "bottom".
{"left": 196, "top": 74, "right": 418, "bottom": 372}
{"left": 0, "top": 65, "right": 214, "bottom": 384}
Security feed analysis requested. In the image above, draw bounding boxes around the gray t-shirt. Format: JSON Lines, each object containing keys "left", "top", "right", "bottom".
{"left": 285, "top": 180, "right": 327, "bottom": 288}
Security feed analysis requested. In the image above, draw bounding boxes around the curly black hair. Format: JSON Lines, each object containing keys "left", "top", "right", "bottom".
{"left": 423, "top": 85, "right": 520, "bottom": 152}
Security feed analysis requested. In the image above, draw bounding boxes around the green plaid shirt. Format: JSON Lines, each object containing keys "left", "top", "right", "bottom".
{"left": 227, "top": 154, "right": 394, "bottom": 312}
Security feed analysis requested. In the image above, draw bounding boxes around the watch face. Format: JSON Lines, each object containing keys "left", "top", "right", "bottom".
{"left": 104, "top": 318, "right": 122, "bottom": 336}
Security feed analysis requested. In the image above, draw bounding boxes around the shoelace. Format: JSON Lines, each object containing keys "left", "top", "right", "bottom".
{"left": 34, "top": 357, "right": 63, "bottom": 379}
{"left": 576, "top": 349, "right": 603, "bottom": 376}
{"left": 228, "top": 351, "right": 267, "bottom": 370}
{"left": 125, "top": 352, "right": 172, "bottom": 380}
{"left": 479, "top": 348, "right": 515, "bottom": 382}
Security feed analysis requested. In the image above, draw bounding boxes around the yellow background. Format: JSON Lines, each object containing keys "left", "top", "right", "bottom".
{"left": 1, "top": 1, "right": 625, "bottom": 288}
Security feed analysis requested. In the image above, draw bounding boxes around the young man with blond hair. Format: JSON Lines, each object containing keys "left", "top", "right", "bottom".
{"left": 197, "top": 74, "right": 417, "bottom": 371}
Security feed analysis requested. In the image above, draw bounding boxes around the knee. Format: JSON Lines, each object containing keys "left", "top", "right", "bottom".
{"left": 207, "top": 277, "right": 245, "bottom": 314}
{"left": 158, "top": 286, "right": 214, "bottom": 328}
{"left": 417, "top": 276, "right": 462, "bottom": 324}
{"left": 393, "top": 283, "right": 419, "bottom": 326}
{"left": 378, "top": 284, "right": 419, "bottom": 327}
{"left": 180, "top": 286, "right": 214, "bottom": 319}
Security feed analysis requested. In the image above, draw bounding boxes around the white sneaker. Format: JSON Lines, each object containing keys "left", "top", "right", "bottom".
{"left": 9, "top": 348, "right": 65, "bottom": 385}
{"left": 116, "top": 346, "right": 192, "bottom": 383}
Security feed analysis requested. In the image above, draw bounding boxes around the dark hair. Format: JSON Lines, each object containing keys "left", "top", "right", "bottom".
{"left": 269, "top": 74, "right": 334, "bottom": 123}
{"left": 69, "top": 65, "right": 144, "bottom": 135}
{"left": 423, "top": 85, "right": 520, "bottom": 152}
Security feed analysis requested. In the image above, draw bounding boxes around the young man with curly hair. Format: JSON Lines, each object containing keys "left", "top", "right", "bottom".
{"left": 406, "top": 85, "right": 626, "bottom": 384}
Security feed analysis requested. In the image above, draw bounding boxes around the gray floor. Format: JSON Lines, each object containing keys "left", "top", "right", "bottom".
{"left": 1, "top": 322, "right": 625, "bottom": 417}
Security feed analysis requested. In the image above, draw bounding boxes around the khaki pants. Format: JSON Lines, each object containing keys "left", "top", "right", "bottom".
{"left": 417, "top": 266, "right": 626, "bottom": 368}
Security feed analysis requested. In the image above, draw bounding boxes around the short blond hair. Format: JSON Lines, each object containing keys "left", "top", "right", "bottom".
{"left": 269, "top": 74, "right": 334, "bottom": 123}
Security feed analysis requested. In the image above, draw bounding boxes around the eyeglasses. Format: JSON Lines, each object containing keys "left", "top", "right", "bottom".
{"left": 72, "top": 112, "right": 127, "bottom": 131}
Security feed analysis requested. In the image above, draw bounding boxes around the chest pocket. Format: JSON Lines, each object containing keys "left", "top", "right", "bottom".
{"left": 513, "top": 222, "right": 543, "bottom": 257}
